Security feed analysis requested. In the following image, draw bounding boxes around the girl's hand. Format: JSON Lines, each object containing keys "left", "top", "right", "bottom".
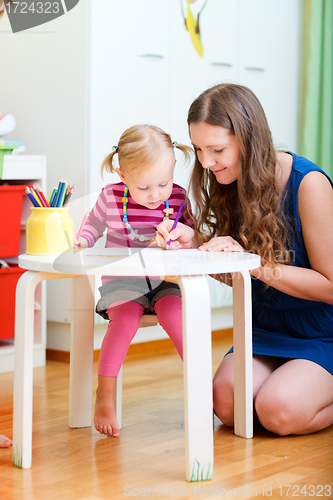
{"left": 156, "top": 220, "right": 195, "bottom": 250}
{"left": 73, "top": 237, "right": 88, "bottom": 249}
{"left": 199, "top": 236, "right": 244, "bottom": 252}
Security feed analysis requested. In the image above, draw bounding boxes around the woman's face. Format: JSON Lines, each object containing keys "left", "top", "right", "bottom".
{"left": 189, "top": 122, "right": 242, "bottom": 185}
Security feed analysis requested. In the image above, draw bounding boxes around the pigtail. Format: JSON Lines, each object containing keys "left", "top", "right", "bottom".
{"left": 101, "top": 150, "right": 118, "bottom": 178}
{"left": 174, "top": 143, "right": 193, "bottom": 165}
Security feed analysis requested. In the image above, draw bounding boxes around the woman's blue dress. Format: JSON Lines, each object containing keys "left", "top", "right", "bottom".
{"left": 232, "top": 153, "right": 333, "bottom": 375}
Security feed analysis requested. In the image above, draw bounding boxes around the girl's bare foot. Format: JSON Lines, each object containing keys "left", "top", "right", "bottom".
{"left": 94, "top": 375, "right": 120, "bottom": 437}
{"left": 0, "top": 435, "right": 12, "bottom": 448}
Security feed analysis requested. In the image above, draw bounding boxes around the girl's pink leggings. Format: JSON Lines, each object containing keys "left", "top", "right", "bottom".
{"left": 98, "top": 295, "right": 183, "bottom": 377}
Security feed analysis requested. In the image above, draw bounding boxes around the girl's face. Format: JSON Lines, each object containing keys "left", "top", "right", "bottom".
{"left": 190, "top": 122, "right": 242, "bottom": 184}
{"left": 117, "top": 151, "right": 174, "bottom": 209}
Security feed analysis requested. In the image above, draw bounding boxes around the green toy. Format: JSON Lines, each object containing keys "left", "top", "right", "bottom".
{"left": 0, "top": 144, "right": 19, "bottom": 179}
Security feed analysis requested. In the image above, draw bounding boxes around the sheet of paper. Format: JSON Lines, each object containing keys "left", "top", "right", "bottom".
{"left": 81, "top": 247, "right": 203, "bottom": 258}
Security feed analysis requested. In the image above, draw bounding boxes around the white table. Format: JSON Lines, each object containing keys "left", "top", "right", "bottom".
{"left": 13, "top": 248, "right": 260, "bottom": 480}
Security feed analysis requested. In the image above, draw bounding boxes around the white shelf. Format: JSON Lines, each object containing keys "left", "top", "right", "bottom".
{"left": 2, "top": 155, "right": 47, "bottom": 181}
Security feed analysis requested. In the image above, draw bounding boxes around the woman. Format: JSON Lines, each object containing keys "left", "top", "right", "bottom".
{"left": 157, "top": 83, "right": 333, "bottom": 436}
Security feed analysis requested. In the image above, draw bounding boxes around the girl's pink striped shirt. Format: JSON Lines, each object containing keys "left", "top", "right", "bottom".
{"left": 79, "top": 183, "right": 194, "bottom": 284}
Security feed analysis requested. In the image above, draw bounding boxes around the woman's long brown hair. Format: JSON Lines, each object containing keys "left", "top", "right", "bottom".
{"left": 187, "top": 83, "right": 290, "bottom": 266}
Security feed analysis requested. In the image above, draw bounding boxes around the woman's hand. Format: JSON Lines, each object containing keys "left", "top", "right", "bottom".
{"left": 199, "top": 236, "right": 244, "bottom": 252}
{"left": 156, "top": 220, "right": 196, "bottom": 250}
{"left": 73, "top": 237, "right": 88, "bottom": 249}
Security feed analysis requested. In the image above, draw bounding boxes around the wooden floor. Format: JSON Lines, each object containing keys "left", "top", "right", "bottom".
{"left": 1, "top": 336, "right": 333, "bottom": 500}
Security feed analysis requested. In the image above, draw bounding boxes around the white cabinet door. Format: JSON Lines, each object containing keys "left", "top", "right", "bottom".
{"left": 89, "top": 0, "right": 171, "bottom": 194}
{"left": 239, "top": 0, "right": 300, "bottom": 152}
{"left": 170, "top": 0, "right": 239, "bottom": 188}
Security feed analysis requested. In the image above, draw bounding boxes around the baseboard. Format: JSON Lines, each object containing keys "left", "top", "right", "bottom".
{"left": 46, "top": 328, "right": 233, "bottom": 364}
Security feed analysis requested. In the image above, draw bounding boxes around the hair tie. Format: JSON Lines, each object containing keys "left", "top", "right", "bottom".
{"left": 172, "top": 141, "right": 178, "bottom": 148}
{"left": 111, "top": 145, "right": 119, "bottom": 153}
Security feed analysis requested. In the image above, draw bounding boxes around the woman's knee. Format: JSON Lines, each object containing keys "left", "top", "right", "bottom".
{"left": 213, "top": 382, "right": 234, "bottom": 427}
{"left": 213, "top": 356, "right": 235, "bottom": 426}
{"left": 255, "top": 387, "right": 298, "bottom": 436}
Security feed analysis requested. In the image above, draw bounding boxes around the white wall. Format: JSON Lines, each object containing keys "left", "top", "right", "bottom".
{"left": 0, "top": 1, "right": 89, "bottom": 338}
{"left": 0, "top": 0, "right": 87, "bottom": 206}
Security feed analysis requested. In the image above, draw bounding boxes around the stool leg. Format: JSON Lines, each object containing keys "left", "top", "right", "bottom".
{"left": 232, "top": 270, "right": 253, "bottom": 438}
{"left": 13, "top": 271, "right": 44, "bottom": 469}
{"left": 69, "top": 275, "right": 95, "bottom": 428}
{"left": 115, "top": 365, "right": 122, "bottom": 429}
{"left": 176, "top": 276, "right": 214, "bottom": 482}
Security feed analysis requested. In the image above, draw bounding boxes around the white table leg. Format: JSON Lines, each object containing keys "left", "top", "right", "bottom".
{"left": 177, "top": 276, "right": 214, "bottom": 482}
{"left": 232, "top": 270, "right": 253, "bottom": 439}
{"left": 13, "top": 271, "right": 81, "bottom": 468}
{"left": 13, "top": 271, "right": 45, "bottom": 468}
{"left": 69, "top": 275, "right": 95, "bottom": 428}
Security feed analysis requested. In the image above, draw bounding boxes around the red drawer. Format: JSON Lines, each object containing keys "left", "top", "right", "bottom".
{"left": 0, "top": 184, "right": 26, "bottom": 258}
{"left": 0, "top": 264, "right": 26, "bottom": 340}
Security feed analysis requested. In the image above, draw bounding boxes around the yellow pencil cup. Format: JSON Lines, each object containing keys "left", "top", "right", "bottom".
{"left": 26, "top": 207, "right": 73, "bottom": 255}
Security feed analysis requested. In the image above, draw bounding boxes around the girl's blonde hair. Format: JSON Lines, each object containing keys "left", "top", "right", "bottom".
{"left": 101, "top": 124, "right": 192, "bottom": 177}
{"left": 187, "top": 83, "right": 290, "bottom": 267}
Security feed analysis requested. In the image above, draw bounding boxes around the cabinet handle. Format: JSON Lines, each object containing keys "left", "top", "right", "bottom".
{"left": 137, "top": 54, "right": 164, "bottom": 59}
{"left": 244, "top": 66, "right": 265, "bottom": 72}
{"left": 211, "top": 62, "right": 233, "bottom": 67}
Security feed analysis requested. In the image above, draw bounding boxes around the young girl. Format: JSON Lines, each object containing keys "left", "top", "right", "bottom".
{"left": 75, "top": 124, "right": 193, "bottom": 437}
{"left": 0, "top": 435, "right": 12, "bottom": 448}
{"left": 157, "top": 83, "right": 333, "bottom": 436}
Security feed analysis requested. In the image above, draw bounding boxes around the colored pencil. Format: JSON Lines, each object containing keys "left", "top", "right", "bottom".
{"left": 58, "top": 183, "right": 67, "bottom": 207}
{"left": 167, "top": 202, "right": 184, "bottom": 246}
{"left": 56, "top": 181, "right": 66, "bottom": 207}
{"left": 25, "top": 187, "right": 40, "bottom": 207}
{"left": 63, "top": 186, "right": 74, "bottom": 206}
{"left": 32, "top": 186, "right": 48, "bottom": 207}
{"left": 48, "top": 188, "right": 57, "bottom": 206}
{"left": 25, "top": 180, "right": 74, "bottom": 209}
{"left": 31, "top": 189, "right": 43, "bottom": 207}
{"left": 53, "top": 179, "right": 65, "bottom": 207}
{"left": 35, "top": 186, "right": 50, "bottom": 207}
{"left": 51, "top": 188, "right": 58, "bottom": 208}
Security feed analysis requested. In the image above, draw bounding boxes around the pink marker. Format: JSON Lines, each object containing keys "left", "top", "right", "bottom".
{"left": 167, "top": 202, "right": 184, "bottom": 246}
{"left": 76, "top": 212, "right": 89, "bottom": 240}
